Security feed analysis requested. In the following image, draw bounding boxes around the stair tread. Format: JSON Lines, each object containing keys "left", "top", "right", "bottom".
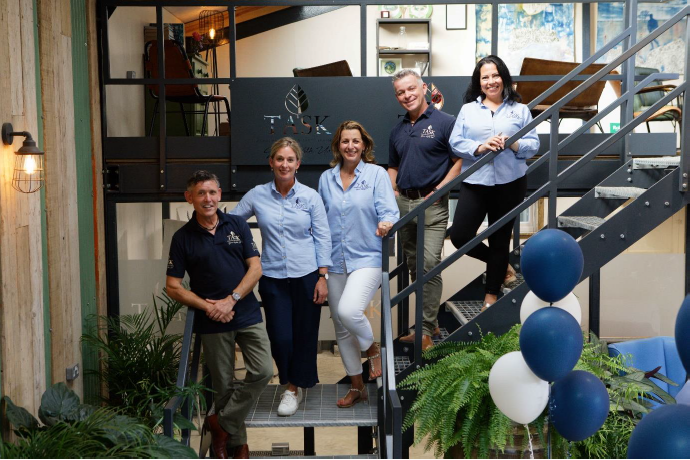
{"left": 558, "top": 215, "right": 606, "bottom": 231}
{"left": 633, "top": 156, "right": 680, "bottom": 169}
{"left": 595, "top": 186, "right": 646, "bottom": 199}
{"left": 245, "top": 384, "right": 378, "bottom": 427}
{"left": 445, "top": 300, "right": 484, "bottom": 325}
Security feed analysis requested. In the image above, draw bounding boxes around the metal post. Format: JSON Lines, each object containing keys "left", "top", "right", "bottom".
{"left": 229, "top": 7, "right": 237, "bottom": 79}
{"left": 357, "top": 426, "right": 373, "bottom": 454}
{"left": 680, "top": 21, "right": 690, "bottom": 191}
{"left": 360, "top": 3, "right": 366, "bottom": 76}
{"left": 414, "top": 211, "right": 425, "bottom": 365}
{"left": 588, "top": 270, "right": 601, "bottom": 337}
{"left": 548, "top": 114, "right": 559, "bottom": 228}
{"left": 685, "top": 205, "right": 690, "bottom": 296}
{"left": 156, "top": 6, "right": 167, "bottom": 190}
{"left": 490, "top": 3, "right": 498, "bottom": 56}
{"left": 621, "top": 0, "right": 638, "bottom": 163}
{"left": 304, "top": 427, "right": 315, "bottom": 456}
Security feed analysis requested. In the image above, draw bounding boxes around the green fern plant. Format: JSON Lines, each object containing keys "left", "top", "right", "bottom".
{"left": 400, "top": 326, "right": 677, "bottom": 459}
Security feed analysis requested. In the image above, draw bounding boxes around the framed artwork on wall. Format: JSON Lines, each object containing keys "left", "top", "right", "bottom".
{"left": 446, "top": 4, "right": 467, "bottom": 30}
{"left": 379, "top": 58, "right": 402, "bottom": 76}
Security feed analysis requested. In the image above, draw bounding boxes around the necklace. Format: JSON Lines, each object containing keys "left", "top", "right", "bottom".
{"left": 197, "top": 219, "right": 219, "bottom": 231}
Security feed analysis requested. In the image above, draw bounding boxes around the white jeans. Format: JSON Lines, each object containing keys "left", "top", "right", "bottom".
{"left": 327, "top": 267, "right": 382, "bottom": 376}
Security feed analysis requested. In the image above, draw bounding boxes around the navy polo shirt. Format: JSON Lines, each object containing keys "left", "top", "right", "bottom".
{"left": 167, "top": 210, "right": 262, "bottom": 334}
{"left": 388, "top": 105, "right": 457, "bottom": 190}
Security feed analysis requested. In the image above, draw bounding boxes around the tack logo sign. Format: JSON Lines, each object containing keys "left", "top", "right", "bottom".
{"left": 263, "top": 85, "right": 331, "bottom": 135}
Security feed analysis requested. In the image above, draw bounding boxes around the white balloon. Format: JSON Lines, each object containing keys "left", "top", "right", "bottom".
{"left": 520, "top": 290, "right": 582, "bottom": 325}
{"left": 489, "top": 351, "right": 549, "bottom": 424}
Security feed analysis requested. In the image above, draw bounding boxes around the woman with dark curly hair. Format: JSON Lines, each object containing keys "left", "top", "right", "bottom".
{"left": 449, "top": 55, "right": 540, "bottom": 311}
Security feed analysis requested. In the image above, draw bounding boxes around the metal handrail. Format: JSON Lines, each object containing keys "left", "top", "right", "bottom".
{"left": 163, "top": 308, "right": 199, "bottom": 443}
{"left": 379, "top": 3, "right": 690, "bottom": 456}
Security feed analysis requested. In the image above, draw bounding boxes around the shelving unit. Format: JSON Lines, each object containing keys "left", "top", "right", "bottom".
{"left": 376, "top": 18, "right": 431, "bottom": 77}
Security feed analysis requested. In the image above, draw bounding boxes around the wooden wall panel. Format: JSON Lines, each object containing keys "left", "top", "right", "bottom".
{"left": 37, "top": 0, "right": 83, "bottom": 397}
{"left": 0, "top": 0, "right": 46, "bottom": 415}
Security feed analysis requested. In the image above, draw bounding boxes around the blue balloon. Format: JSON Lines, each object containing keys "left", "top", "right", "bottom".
{"left": 675, "top": 295, "right": 690, "bottom": 374}
{"left": 521, "top": 229, "right": 584, "bottom": 302}
{"left": 520, "top": 307, "right": 582, "bottom": 382}
{"left": 628, "top": 404, "right": 690, "bottom": 458}
{"left": 550, "top": 370, "right": 609, "bottom": 442}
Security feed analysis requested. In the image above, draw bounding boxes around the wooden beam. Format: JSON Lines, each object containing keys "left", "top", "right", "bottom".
{"left": 37, "top": 0, "right": 83, "bottom": 397}
{"left": 0, "top": 0, "right": 47, "bottom": 418}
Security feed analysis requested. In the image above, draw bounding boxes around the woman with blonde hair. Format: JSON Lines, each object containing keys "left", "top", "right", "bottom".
{"left": 318, "top": 121, "right": 399, "bottom": 408}
{"left": 231, "top": 137, "right": 331, "bottom": 417}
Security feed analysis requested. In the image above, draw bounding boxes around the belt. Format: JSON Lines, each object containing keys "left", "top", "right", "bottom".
{"left": 398, "top": 186, "right": 436, "bottom": 199}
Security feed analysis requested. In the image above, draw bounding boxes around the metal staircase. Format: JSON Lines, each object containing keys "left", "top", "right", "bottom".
{"left": 379, "top": 4, "right": 690, "bottom": 458}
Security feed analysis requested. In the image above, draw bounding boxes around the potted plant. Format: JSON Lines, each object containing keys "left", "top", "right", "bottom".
{"left": 1, "top": 382, "right": 196, "bottom": 458}
{"left": 399, "top": 325, "right": 677, "bottom": 459}
{"left": 81, "top": 288, "right": 206, "bottom": 431}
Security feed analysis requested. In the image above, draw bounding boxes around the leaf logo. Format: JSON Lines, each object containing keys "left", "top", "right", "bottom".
{"left": 285, "top": 85, "right": 309, "bottom": 115}
{"left": 427, "top": 83, "right": 444, "bottom": 111}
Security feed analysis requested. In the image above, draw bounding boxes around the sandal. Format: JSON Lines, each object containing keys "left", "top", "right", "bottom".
{"left": 337, "top": 385, "right": 368, "bottom": 408}
{"left": 367, "top": 343, "right": 382, "bottom": 380}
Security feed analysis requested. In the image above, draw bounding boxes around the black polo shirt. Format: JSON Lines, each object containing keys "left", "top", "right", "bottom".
{"left": 388, "top": 105, "right": 457, "bottom": 190}
{"left": 167, "top": 210, "right": 262, "bottom": 334}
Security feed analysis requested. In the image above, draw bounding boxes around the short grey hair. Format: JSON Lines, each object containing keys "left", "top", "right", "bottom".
{"left": 187, "top": 170, "right": 220, "bottom": 191}
{"left": 392, "top": 69, "right": 424, "bottom": 86}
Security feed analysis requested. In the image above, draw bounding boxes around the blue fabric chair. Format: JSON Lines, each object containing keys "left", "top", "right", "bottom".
{"left": 608, "top": 336, "right": 687, "bottom": 399}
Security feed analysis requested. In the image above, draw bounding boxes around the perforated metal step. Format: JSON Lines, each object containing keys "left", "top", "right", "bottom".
{"left": 558, "top": 215, "right": 606, "bottom": 231}
{"left": 594, "top": 186, "right": 646, "bottom": 199}
{"left": 445, "top": 300, "right": 484, "bottom": 325}
{"left": 397, "top": 327, "right": 449, "bottom": 346}
{"left": 632, "top": 156, "right": 680, "bottom": 169}
{"left": 394, "top": 356, "right": 411, "bottom": 375}
{"left": 252, "top": 454, "right": 377, "bottom": 459}
{"left": 245, "top": 384, "right": 378, "bottom": 428}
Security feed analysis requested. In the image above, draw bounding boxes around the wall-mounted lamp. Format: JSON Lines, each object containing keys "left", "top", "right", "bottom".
{"left": 2, "top": 123, "right": 45, "bottom": 193}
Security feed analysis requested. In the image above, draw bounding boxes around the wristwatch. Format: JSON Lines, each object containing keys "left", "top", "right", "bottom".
{"left": 231, "top": 292, "right": 241, "bottom": 301}
{"left": 318, "top": 273, "right": 329, "bottom": 280}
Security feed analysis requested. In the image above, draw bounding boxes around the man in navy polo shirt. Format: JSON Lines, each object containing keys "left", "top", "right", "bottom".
{"left": 166, "top": 170, "right": 272, "bottom": 459}
{"left": 388, "top": 70, "right": 463, "bottom": 351}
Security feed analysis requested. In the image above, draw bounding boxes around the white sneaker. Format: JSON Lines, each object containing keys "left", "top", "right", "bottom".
{"left": 277, "top": 388, "right": 302, "bottom": 416}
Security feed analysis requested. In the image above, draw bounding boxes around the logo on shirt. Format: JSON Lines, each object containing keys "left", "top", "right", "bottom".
{"left": 251, "top": 240, "right": 258, "bottom": 252}
{"left": 293, "top": 197, "right": 309, "bottom": 211}
{"left": 507, "top": 110, "right": 522, "bottom": 120}
{"left": 421, "top": 125, "right": 435, "bottom": 139}
{"left": 167, "top": 258, "right": 174, "bottom": 269}
{"left": 227, "top": 231, "right": 242, "bottom": 245}
{"left": 353, "top": 180, "right": 371, "bottom": 191}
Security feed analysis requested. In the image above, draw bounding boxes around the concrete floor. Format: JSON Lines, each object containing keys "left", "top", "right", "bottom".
{"left": 190, "top": 350, "right": 434, "bottom": 458}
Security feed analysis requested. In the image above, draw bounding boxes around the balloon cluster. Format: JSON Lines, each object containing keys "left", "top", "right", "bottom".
{"left": 627, "top": 295, "right": 690, "bottom": 458}
{"left": 489, "top": 229, "right": 609, "bottom": 442}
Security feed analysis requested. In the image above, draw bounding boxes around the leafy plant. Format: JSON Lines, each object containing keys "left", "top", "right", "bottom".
{"left": 400, "top": 326, "right": 678, "bottom": 459}
{"left": 0, "top": 382, "right": 196, "bottom": 458}
{"left": 81, "top": 288, "right": 205, "bottom": 431}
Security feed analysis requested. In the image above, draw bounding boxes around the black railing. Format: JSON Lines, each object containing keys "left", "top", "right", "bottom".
{"left": 379, "top": 2, "right": 690, "bottom": 456}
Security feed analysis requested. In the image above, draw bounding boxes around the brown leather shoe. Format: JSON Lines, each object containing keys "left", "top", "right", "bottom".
{"left": 204, "top": 414, "right": 230, "bottom": 459}
{"left": 233, "top": 444, "right": 249, "bottom": 459}
{"left": 421, "top": 334, "right": 434, "bottom": 351}
{"left": 400, "top": 327, "right": 441, "bottom": 343}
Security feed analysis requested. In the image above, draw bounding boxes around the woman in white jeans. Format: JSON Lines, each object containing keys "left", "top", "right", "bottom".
{"left": 318, "top": 120, "right": 399, "bottom": 408}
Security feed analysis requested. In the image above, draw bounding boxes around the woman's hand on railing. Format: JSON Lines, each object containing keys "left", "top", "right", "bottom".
{"left": 477, "top": 135, "right": 506, "bottom": 155}
{"left": 377, "top": 221, "right": 394, "bottom": 237}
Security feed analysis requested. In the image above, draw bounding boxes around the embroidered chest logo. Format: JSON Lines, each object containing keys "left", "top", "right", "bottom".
{"left": 507, "top": 110, "right": 522, "bottom": 120}
{"left": 167, "top": 258, "right": 174, "bottom": 269}
{"left": 353, "top": 180, "right": 371, "bottom": 191}
{"left": 293, "top": 197, "right": 309, "bottom": 210}
{"left": 421, "top": 124, "right": 435, "bottom": 139}
{"left": 227, "top": 231, "right": 242, "bottom": 245}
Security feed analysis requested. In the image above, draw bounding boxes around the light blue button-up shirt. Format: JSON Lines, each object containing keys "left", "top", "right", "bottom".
{"left": 450, "top": 96, "right": 540, "bottom": 185}
{"left": 318, "top": 160, "right": 399, "bottom": 274}
{"left": 230, "top": 179, "right": 332, "bottom": 279}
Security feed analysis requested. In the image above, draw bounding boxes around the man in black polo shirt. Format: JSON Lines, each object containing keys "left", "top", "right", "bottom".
{"left": 388, "top": 69, "right": 462, "bottom": 351}
{"left": 166, "top": 170, "right": 272, "bottom": 459}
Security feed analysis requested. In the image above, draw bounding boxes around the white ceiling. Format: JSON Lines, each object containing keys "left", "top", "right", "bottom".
{"left": 164, "top": 6, "right": 228, "bottom": 23}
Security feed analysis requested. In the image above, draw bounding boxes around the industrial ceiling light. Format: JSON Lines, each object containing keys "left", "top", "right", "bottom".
{"left": 199, "top": 10, "right": 225, "bottom": 47}
{"left": 1, "top": 123, "right": 45, "bottom": 193}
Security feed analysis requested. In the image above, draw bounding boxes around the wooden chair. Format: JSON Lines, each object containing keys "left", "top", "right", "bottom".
{"left": 292, "top": 60, "right": 353, "bottom": 77}
{"left": 516, "top": 57, "right": 610, "bottom": 132}
{"left": 634, "top": 66, "right": 682, "bottom": 132}
{"left": 144, "top": 40, "right": 230, "bottom": 136}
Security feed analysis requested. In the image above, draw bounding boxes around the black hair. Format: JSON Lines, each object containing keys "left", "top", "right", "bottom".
{"left": 186, "top": 170, "right": 220, "bottom": 190}
{"left": 463, "top": 55, "right": 522, "bottom": 104}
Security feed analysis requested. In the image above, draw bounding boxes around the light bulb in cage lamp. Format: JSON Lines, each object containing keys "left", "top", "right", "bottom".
{"left": 2, "top": 123, "right": 45, "bottom": 193}
{"left": 199, "top": 10, "right": 224, "bottom": 45}
{"left": 209, "top": 28, "right": 216, "bottom": 40}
